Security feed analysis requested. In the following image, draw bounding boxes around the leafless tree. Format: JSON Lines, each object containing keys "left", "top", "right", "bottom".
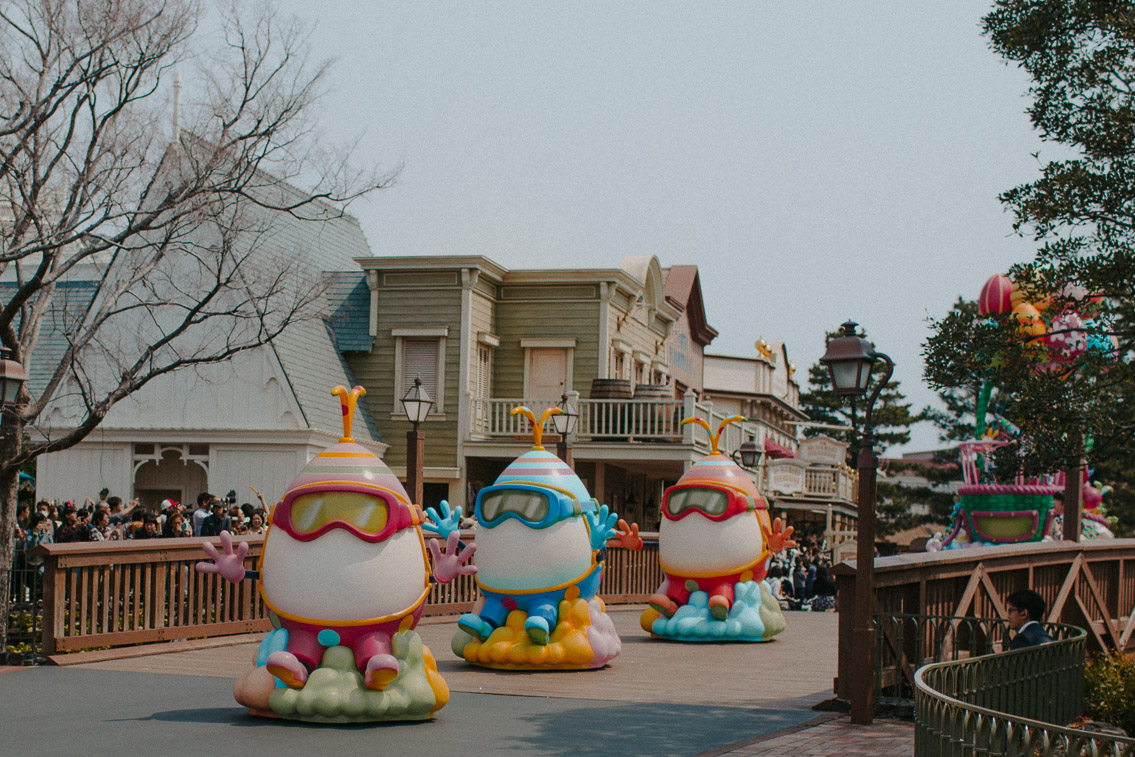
{"left": 0, "top": 0, "right": 393, "bottom": 651}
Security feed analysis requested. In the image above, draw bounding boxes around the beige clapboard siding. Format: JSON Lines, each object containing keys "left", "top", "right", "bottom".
{"left": 468, "top": 290, "right": 496, "bottom": 394}
{"left": 350, "top": 286, "right": 463, "bottom": 469}
{"left": 494, "top": 298, "right": 600, "bottom": 397}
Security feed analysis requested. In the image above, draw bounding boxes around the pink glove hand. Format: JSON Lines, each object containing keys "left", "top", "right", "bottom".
{"left": 428, "top": 531, "right": 477, "bottom": 584}
{"left": 196, "top": 530, "right": 249, "bottom": 583}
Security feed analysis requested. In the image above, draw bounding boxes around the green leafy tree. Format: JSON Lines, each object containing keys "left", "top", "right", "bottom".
{"left": 921, "top": 2, "right": 1135, "bottom": 535}
{"left": 976, "top": 1, "right": 1135, "bottom": 465}
{"left": 800, "top": 326, "right": 927, "bottom": 462}
{"left": 924, "top": 2, "right": 1135, "bottom": 484}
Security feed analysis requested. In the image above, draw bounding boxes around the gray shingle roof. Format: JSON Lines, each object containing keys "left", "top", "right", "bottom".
{"left": 4, "top": 196, "right": 382, "bottom": 443}
{"left": 323, "top": 271, "right": 372, "bottom": 352}
{"left": 0, "top": 280, "right": 97, "bottom": 397}
{"left": 268, "top": 314, "right": 382, "bottom": 442}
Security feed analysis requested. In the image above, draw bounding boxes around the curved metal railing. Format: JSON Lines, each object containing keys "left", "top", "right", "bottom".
{"left": 914, "top": 623, "right": 1135, "bottom": 756}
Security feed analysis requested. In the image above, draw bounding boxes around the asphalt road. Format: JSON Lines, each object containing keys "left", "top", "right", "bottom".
{"left": 4, "top": 607, "right": 838, "bottom": 756}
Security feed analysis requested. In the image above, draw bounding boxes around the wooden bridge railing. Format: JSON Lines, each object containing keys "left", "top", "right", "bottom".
{"left": 37, "top": 533, "right": 662, "bottom": 656}
{"left": 831, "top": 538, "right": 1135, "bottom": 703}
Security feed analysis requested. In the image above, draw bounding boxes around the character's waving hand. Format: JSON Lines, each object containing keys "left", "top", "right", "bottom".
{"left": 585, "top": 504, "right": 620, "bottom": 550}
{"left": 766, "top": 517, "right": 797, "bottom": 554}
{"left": 428, "top": 530, "right": 477, "bottom": 584}
{"left": 423, "top": 500, "right": 464, "bottom": 540}
{"left": 607, "top": 518, "right": 643, "bottom": 550}
{"left": 196, "top": 530, "right": 250, "bottom": 583}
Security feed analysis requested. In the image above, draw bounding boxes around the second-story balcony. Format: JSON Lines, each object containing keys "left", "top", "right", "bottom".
{"left": 467, "top": 393, "right": 857, "bottom": 506}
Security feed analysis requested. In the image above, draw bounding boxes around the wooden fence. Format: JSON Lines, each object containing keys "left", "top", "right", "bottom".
{"left": 36, "top": 533, "right": 663, "bottom": 655}
{"left": 832, "top": 538, "right": 1135, "bottom": 703}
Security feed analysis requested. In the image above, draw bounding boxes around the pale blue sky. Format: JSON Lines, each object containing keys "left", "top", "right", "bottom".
{"left": 271, "top": 1, "right": 1051, "bottom": 453}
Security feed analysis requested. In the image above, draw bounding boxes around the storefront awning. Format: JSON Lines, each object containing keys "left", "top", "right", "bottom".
{"left": 764, "top": 439, "right": 796, "bottom": 459}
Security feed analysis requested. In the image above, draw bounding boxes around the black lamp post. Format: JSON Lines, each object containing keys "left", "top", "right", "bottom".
{"left": 400, "top": 376, "right": 434, "bottom": 507}
{"left": 0, "top": 347, "right": 27, "bottom": 414}
{"left": 550, "top": 392, "right": 579, "bottom": 467}
{"left": 0, "top": 345, "right": 27, "bottom": 463}
{"left": 819, "top": 320, "right": 893, "bottom": 726}
{"left": 731, "top": 436, "right": 762, "bottom": 469}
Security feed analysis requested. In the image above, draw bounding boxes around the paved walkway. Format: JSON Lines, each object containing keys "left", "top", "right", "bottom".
{"left": 3, "top": 607, "right": 915, "bottom": 756}
{"left": 708, "top": 713, "right": 914, "bottom": 756}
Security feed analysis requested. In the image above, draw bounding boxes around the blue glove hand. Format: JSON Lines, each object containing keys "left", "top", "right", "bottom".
{"left": 586, "top": 504, "right": 619, "bottom": 550}
{"left": 423, "top": 500, "right": 463, "bottom": 539}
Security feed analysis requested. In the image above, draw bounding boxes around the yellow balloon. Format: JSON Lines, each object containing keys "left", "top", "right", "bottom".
{"left": 1010, "top": 279, "right": 1052, "bottom": 312}
{"left": 1011, "top": 302, "right": 1046, "bottom": 340}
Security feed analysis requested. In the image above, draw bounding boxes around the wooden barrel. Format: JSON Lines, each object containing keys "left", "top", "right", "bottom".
{"left": 590, "top": 379, "right": 631, "bottom": 438}
{"left": 590, "top": 378, "right": 632, "bottom": 400}
{"left": 632, "top": 384, "right": 674, "bottom": 440}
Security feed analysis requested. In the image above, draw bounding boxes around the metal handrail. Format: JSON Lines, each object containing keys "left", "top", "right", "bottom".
{"left": 874, "top": 612, "right": 1019, "bottom": 701}
{"left": 914, "top": 624, "right": 1135, "bottom": 756}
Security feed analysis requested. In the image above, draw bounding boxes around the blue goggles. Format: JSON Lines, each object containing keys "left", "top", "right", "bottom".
{"left": 474, "top": 482, "right": 595, "bottom": 529}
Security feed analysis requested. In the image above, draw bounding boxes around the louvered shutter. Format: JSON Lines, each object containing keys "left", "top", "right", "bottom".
{"left": 476, "top": 346, "right": 491, "bottom": 398}
{"left": 403, "top": 339, "right": 439, "bottom": 401}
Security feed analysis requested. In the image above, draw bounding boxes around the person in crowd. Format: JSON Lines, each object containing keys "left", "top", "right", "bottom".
{"left": 24, "top": 512, "right": 53, "bottom": 584}
{"left": 792, "top": 560, "right": 808, "bottom": 600}
{"left": 132, "top": 514, "right": 161, "bottom": 540}
{"left": 15, "top": 503, "right": 30, "bottom": 542}
{"left": 125, "top": 507, "right": 148, "bottom": 539}
{"left": 1007, "top": 589, "right": 1054, "bottom": 649}
{"left": 227, "top": 505, "right": 247, "bottom": 534}
{"left": 811, "top": 566, "right": 837, "bottom": 612}
{"left": 87, "top": 509, "right": 117, "bottom": 541}
{"left": 72, "top": 508, "right": 92, "bottom": 542}
{"left": 162, "top": 510, "right": 191, "bottom": 538}
{"left": 766, "top": 565, "right": 783, "bottom": 600}
{"left": 193, "top": 492, "right": 214, "bottom": 536}
{"left": 199, "top": 498, "right": 230, "bottom": 537}
{"left": 107, "top": 496, "right": 124, "bottom": 524}
{"left": 55, "top": 506, "right": 82, "bottom": 543}
{"left": 95, "top": 488, "right": 109, "bottom": 509}
{"left": 247, "top": 510, "right": 268, "bottom": 535}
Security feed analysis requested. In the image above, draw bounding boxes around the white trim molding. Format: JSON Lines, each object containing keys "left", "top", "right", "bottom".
{"left": 520, "top": 337, "right": 577, "bottom": 349}
{"left": 392, "top": 327, "right": 449, "bottom": 338}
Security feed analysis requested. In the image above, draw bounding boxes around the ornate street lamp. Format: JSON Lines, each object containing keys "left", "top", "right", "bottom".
{"left": 400, "top": 376, "right": 434, "bottom": 506}
{"left": 0, "top": 347, "right": 27, "bottom": 408}
{"left": 819, "top": 320, "right": 893, "bottom": 726}
{"left": 550, "top": 392, "right": 579, "bottom": 467}
{"left": 0, "top": 347, "right": 27, "bottom": 428}
{"left": 731, "top": 436, "right": 762, "bottom": 469}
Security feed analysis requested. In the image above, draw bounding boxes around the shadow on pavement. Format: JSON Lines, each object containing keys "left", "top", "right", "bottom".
{"left": 508, "top": 700, "right": 811, "bottom": 757}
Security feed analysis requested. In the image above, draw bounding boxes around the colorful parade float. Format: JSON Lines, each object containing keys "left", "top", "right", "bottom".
{"left": 933, "top": 272, "right": 1116, "bottom": 550}
{"left": 640, "top": 416, "right": 795, "bottom": 642}
{"left": 448, "top": 405, "right": 642, "bottom": 670}
{"left": 195, "top": 386, "right": 476, "bottom": 722}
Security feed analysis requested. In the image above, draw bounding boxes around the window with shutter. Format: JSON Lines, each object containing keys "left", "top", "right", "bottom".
{"left": 402, "top": 338, "right": 439, "bottom": 401}
{"left": 476, "top": 346, "right": 491, "bottom": 398}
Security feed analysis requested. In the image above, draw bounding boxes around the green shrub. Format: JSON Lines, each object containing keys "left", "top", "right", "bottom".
{"left": 1084, "top": 650, "right": 1135, "bottom": 735}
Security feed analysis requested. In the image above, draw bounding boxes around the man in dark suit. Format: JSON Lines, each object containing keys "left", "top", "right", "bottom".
{"left": 1007, "top": 589, "right": 1054, "bottom": 650}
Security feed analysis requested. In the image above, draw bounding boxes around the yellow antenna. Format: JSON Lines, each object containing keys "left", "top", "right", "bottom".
{"left": 331, "top": 385, "right": 366, "bottom": 443}
{"left": 510, "top": 405, "right": 563, "bottom": 450}
{"left": 680, "top": 414, "right": 746, "bottom": 455}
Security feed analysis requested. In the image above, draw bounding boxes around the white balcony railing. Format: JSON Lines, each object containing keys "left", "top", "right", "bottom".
{"left": 466, "top": 393, "right": 856, "bottom": 505}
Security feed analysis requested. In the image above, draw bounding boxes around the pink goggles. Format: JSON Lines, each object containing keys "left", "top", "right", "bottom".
{"left": 269, "top": 482, "right": 419, "bottom": 542}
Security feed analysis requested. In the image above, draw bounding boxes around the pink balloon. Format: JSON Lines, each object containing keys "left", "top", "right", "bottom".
{"left": 1046, "top": 312, "right": 1087, "bottom": 362}
{"left": 979, "top": 274, "right": 1013, "bottom": 316}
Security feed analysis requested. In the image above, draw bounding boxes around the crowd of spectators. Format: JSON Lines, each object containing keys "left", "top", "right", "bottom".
{"left": 12, "top": 488, "right": 270, "bottom": 563}
{"left": 765, "top": 537, "right": 838, "bottom": 612}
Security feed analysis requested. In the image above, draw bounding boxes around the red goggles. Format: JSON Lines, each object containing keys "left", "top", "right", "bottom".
{"left": 269, "top": 482, "right": 419, "bottom": 543}
{"left": 662, "top": 482, "right": 759, "bottom": 522}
